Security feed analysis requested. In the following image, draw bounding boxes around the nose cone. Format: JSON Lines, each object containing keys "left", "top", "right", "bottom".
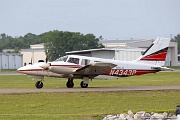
{"left": 17, "top": 65, "right": 33, "bottom": 74}
{"left": 17, "top": 66, "right": 25, "bottom": 73}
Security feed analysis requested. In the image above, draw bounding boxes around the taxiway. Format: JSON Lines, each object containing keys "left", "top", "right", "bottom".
{"left": 0, "top": 85, "right": 179, "bottom": 94}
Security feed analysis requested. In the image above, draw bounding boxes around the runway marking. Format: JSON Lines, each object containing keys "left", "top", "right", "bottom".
{"left": 0, "top": 86, "right": 179, "bottom": 94}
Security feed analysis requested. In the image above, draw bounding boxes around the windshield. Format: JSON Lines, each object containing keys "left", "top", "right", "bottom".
{"left": 54, "top": 56, "right": 68, "bottom": 62}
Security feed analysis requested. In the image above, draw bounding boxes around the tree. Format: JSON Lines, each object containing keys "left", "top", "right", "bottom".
{"left": 171, "top": 34, "right": 180, "bottom": 54}
{"left": 0, "top": 33, "right": 43, "bottom": 52}
{"left": 41, "top": 30, "right": 105, "bottom": 61}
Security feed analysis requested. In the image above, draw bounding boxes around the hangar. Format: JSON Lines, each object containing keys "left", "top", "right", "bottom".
{"left": 66, "top": 39, "right": 178, "bottom": 66}
{"left": 20, "top": 43, "right": 46, "bottom": 66}
{"left": 0, "top": 53, "right": 23, "bottom": 70}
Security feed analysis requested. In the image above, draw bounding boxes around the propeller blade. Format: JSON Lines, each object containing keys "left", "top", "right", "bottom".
{"left": 45, "top": 57, "right": 48, "bottom": 63}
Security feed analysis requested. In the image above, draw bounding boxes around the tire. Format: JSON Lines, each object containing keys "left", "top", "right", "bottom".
{"left": 80, "top": 81, "right": 88, "bottom": 88}
{"left": 66, "top": 81, "right": 74, "bottom": 88}
{"left": 35, "top": 81, "right": 43, "bottom": 89}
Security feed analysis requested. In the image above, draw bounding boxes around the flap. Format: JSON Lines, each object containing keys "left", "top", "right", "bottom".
{"left": 75, "top": 62, "right": 117, "bottom": 75}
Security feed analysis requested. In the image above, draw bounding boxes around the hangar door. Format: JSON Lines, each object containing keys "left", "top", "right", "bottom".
{"left": 91, "top": 50, "right": 115, "bottom": 59}
{"left": 115, "top": 50, "right": 142, "bottom": 61}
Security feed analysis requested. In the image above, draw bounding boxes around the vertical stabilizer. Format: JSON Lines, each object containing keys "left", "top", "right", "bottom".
{"left": 137, "top": 37, "right": 171, "bottom": 66}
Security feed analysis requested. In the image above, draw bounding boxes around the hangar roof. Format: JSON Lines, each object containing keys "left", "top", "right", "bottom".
{"left": 99, "top": 39, "right": 151, "bottom": 44}
{"left": 66, "top": 47, "right": 145, "bottom": 55}
{"left": 99, "top": 39, "right": 154, "bottom": 48}
{"left": 21, "top": 48, "right": 45, "bottom": 52}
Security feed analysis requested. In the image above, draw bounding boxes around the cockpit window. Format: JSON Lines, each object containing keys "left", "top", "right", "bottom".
{"left": 54, "top": 56, "right": 68, "bottom": 62}
{"left": 62, "top": 56, "right": 68, "bottom": 62}
{"left": 67, "top": 57, "right": 79, "bottom": 64}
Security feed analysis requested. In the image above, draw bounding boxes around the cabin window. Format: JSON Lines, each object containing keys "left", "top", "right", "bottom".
{"left": 68, "top": 57, "right": 79, "bottom": 64}
{"left": 81, "top": 59, "right": 90, "bottom": 65}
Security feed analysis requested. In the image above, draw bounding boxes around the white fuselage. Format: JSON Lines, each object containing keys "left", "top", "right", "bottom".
{"left": 17, "top": 55, "right": 160, "bottom": 79}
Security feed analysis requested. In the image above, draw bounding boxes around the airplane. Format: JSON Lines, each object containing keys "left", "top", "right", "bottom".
{"left": 17, "top": 37, "right": 172, "bottom": 89}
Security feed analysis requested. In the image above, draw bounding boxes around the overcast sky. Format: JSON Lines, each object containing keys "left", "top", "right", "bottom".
{"left": 1, "top": 0, "right": 180, "bottom": 39}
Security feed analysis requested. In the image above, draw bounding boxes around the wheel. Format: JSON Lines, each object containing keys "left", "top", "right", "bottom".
{"left": 35, "top": 81, "right": 43, "bottom": 89}
{"left": 66, "top": 78, "right": 74, "bottom": 88}
{"left": 80, "top": 81, "right": 88, "bottom": 88}
{"left": 66, "top": 81, "right": 74, "bottom": 88}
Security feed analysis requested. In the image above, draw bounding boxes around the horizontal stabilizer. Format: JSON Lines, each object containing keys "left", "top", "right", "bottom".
{"left": 152, "top": 66, "right": 174, "bottom": 71}
{"left": 159, "top": 67, "right": 174, "bottom": 71}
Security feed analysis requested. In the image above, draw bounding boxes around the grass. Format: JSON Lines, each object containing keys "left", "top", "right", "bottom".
{"left": 0, "top": 91, "right": 179, "bottom": 120}
{"left": 0, "top": 72, "right": 179, "bottom": 119}
{"left": 0, "top": 72, "right": 179, "bottom": 88}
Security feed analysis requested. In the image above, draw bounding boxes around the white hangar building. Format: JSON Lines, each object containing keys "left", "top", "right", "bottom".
{"left": 20, "top": 43, "right": 46, "bottom": 66}
{"left": 66, "top": 39, "right": 178, "bottom": 66}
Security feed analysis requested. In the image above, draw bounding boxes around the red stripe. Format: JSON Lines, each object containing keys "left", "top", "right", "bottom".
{"left": 18, "top": 69, "right": 43, "bottom": 72}
{"left": 105, "top": 69, "right": 159, "bottom": 76}
{"left": 140, "top": 52, "right": 167, "bottom": 61}
{"left": 135, "top": 70, "right": 159, "bottom": 75}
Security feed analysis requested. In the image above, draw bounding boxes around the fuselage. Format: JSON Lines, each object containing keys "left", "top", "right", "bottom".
{"left": 17, "top": 55, "right": 160, "bottom": 79}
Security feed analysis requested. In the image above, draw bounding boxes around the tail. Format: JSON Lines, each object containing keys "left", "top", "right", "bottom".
{"left": 137, "top": 37, "right": 171, "bottom": 66}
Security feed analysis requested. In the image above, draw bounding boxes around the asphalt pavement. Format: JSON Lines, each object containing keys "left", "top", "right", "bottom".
{"left": 0, "top": 85, "right": 179, "bottom": 94}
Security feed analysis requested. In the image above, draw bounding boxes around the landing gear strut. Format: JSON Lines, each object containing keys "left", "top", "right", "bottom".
{"left": 35, "top": 81, "right": 43, "bottom": 89}
{"left": 66, "top": 78, "right": 74, "bottom": 88}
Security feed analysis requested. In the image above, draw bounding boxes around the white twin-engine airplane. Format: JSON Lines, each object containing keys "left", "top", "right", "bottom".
{"left": 17, "top": 37, "right": 172, "bottom": 89}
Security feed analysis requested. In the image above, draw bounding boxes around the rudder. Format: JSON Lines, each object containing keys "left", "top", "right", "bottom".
{"left": 137, "top": 37, "right": 171, "bottom": 66}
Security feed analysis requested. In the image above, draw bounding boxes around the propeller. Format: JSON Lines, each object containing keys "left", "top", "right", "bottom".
{"left": 45, "top": 57, "right": 48, "bottom": 63}
{"left": 39, "top": 63, "right": 51, "bottom": 69}
{"left": 39, "top": 48, "right": 51, "bottom": 69}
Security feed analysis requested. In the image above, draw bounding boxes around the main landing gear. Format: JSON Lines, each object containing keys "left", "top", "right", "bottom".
{"left": 66, "top": 78, "right": 74, "bottom": 88}
{"left": 80, "top": 81, "right": 88, "bottom": 88}
{"left": 66, "top": 77, "right": 89, "bottom": 88}
{"left": 80, "top": 77, "right": 89, "bottom": 88}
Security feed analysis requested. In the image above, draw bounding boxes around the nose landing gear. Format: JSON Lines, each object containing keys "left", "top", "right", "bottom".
{"left": 35, "top": 81, "right": 43, "bottom": 89}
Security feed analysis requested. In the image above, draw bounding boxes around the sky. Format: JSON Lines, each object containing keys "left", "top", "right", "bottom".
{"left": 1, "top": 0, "right": 180, "bottom": 39}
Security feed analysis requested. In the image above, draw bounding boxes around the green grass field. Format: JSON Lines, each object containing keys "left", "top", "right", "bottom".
{"left": 0, "top": 72, "right": 179, "bottom": 120}
{"left": 0, "top": 72, "right": 179, "bottom": 88}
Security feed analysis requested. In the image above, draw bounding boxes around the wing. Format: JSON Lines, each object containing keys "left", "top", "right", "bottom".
{"left": 74, "top": 62, "right": 117, "bottom": 75}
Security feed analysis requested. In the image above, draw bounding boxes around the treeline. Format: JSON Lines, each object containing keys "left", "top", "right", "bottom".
{"left": 0, "top": 30, "right": 104, "bottom": 61}
{"left": 172, "top": 34, "right": 180, "bottom": 54}
{"left": 0, "top": 33, "right": 42, "bottom": 52}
